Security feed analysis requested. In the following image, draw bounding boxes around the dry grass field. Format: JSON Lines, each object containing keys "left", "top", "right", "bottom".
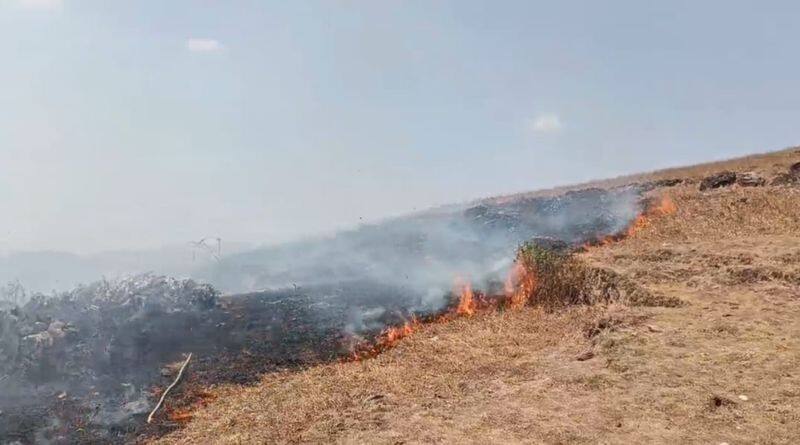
{"left": 157, "top": 147, "right": 800, "bottom": 444}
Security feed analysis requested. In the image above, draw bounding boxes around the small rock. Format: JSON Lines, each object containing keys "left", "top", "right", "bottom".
{"left": 639, "top": 178, "right": 683, "bottom": 191}
{"left": 700, "top": 171, "right": 737, "bottom": 191}
{"left": 771, "top": 172, "right": 800, "bottom": 186}
{"left": 739, "top": 394, "right": 749, "bottom": 401}
{"left": 57, "top": 391, "right": 67, "bottom": 400}
{"left": 646, "top": 325, "right": 662, "bottom": 333}
{"left": 654, "top": 178, "right": 683, "bottom": 187}
{"left": 709, "top": 394, "right": 736, "bottom": 409}
{"left": 576, "top": 350, "right": 595, "bottom": 361}
{"left": 790, "top": 161, "right": 800, "bottom": 175}
{"left": 736, "top": 171, "right": 766, "bottom": 187}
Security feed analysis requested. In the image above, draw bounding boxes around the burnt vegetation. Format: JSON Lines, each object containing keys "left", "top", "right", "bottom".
{"left": 1, "top": 185, "right": 668, "bottom": 443}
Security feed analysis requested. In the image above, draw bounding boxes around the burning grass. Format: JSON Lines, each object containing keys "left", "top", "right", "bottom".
{"left": 146, "top": 187, "right": 685, "bottom": 439}
{"left": 159, "top": 147, "right": 800, "bottom": 444}
{"left": 347, "top": 209, "right": 681, "bottom": 362}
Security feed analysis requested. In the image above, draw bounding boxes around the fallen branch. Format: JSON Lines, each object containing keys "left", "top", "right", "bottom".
{"left": 147, "top": 353, "right": 192, "bottom": 424}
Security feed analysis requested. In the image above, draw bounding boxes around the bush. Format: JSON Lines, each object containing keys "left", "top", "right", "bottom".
{"left": 515, "top": 242, "right": 590, "bottom": 308}
{"left": 514, "top": 242, "right": 680, "bottom": 308}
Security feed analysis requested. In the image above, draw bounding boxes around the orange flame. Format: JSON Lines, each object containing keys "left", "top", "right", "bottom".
{"left": 454, "top": 280, "right": 476, "bottom": 316}
{"left": 625, "top": 213, "right": 650, "bottom": 237}
{"left": 382, "top": 320, "right": 417, "bottom": 346}
{"left": 504, "top": 261, "right": 537, "bottom": 309}
{"left": 652, "top": 195, "right": 677, "bottom": 216}
{"left": 349, "top": 316, "right": 421, "bottom": 360}
{"left": 348, "top": 194, "right": 677, "bottom": 361}
{"left": 626, "top": 195, "right": 677, "bottom": 237}
{"left": 580, "top": 194, "right": 677, "bottom": 246}
{"left": 348, "top": 264, "right": 543, "bottom": 360}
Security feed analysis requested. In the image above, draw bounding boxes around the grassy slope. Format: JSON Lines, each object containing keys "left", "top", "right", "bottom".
{"left": 158, "top": 147, "right": 800, "bottom": 444}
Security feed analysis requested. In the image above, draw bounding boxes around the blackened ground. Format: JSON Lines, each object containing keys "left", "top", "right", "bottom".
{"left": 0, "top": 280, "right": 436, "bottom": 444}
{"left": 138, "top": 284, "right": 437, "bottom": 441}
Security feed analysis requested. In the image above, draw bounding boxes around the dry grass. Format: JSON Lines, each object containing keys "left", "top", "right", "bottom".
{"left": 158, "top": 147, "right": 800, "bottom": 445}
{"left": 631, "top": 186, "right": 800, "bottom": 243}
{"left": 486, "top": 145, "right": 800, "bottom": 202}
{"left": 158, "top": 305, "right": 635, "bottom": 444}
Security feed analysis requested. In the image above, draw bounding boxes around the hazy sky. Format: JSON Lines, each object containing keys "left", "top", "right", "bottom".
{"left": 1, "top": 0, "right": 798, "bottom": 254}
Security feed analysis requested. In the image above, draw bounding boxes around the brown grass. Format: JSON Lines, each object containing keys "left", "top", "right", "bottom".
{"left": 157, "top": 147, "right": 800, "bottom": 445}
{"left": 158, "top": 305, "right": 637, "bottom": 444}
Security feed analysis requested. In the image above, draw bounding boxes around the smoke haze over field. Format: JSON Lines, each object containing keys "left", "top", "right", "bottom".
{"left": 1, "top": 187, "right": 641, "bottom": 298}
{"left": 200, "top": 188, "right": 641, "bottom": 297}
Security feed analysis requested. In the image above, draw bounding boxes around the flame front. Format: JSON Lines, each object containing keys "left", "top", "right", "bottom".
{"left": 350, "top": 317, "right": 421, "bottom": 360}
{"left": 348, "top": 193, "right": 676, "bottom": 361}
{"left": 382, "top": 320, "right": 416, "bottom": 346}
{"left": 652, "top": 195, "right": 677, "bottom": 215}
{"left": 626, "top": 195, "right": 676, "bottom": 237}
{"left": 625, "top": 214, "right": 650, "bottom": 237}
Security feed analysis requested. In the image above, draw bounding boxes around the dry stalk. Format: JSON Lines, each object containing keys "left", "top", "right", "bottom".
{"left": 147, "top": 353, "right": 193, "bottom": 424}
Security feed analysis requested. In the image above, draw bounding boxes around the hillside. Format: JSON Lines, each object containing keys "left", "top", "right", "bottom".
{"left": 158, "top": 147, "right": 800, "bottom": 444}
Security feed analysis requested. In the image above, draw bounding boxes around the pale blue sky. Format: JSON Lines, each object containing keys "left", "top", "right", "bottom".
{"left": 1, "top": 0, "right": 798, "bottom": 253}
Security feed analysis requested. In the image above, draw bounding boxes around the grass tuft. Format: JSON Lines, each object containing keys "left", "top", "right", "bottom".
{"left": 515, "top": 242, "right": 681, "bottom": 308}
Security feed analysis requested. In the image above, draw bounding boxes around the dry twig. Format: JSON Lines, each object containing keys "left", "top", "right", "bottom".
{"left": 147, "top": 353, "right": 193, "bottom": 424}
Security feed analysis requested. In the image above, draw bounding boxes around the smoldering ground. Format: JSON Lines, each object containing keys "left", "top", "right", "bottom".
{"left": 0, "top": 186, "right": 642, "bottom": 444}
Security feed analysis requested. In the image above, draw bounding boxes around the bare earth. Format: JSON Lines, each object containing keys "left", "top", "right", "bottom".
{"left": 158, "top": 148, "right": 800, "bottom": 444}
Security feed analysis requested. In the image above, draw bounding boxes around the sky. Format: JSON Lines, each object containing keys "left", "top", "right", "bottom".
{"left": 1, "top": 0, "right": 799, "bottom": 254}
